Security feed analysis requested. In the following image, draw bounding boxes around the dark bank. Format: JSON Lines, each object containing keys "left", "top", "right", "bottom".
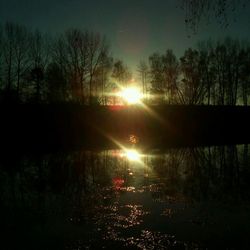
{"left": 1, "top": 104, "right": 250, "bottom": 152}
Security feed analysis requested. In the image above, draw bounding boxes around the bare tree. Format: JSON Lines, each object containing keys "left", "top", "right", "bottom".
{"left": 45, "top": 62, "right": 67, "bottom": 103}
{"left": 64, "top": 29, "right": 87, "bottom": 102}
{"left": 92, "top": 51, "right": 113, "bottom": 105}
{"left": 111, "top": 59, "right": 131, "bottom": 104}
{"left": 148, "top": 51, "right": 184, "bottom": 104}
{"left": 112, "top": 59, "right": 131, "bottom": 87}
{"left": 51, "top": 35, "right": 69, "bottom": 101}
{"left": 13, "top": 24, "right": 30, "bottom": 100}
{"left": 137, "top": 60, "right": 149, "bottom": 96}
{"left": 29, "top": 30, "right": 50, "bottom": 102}
{"left": 64, "top": 30, "right": 85, "bottom": 102}
{"left": 87, "top": 32, "right": 110, "bottom": 105}
{"left": 60, "top": 29, "right": 111, "bottom": 104}
{"left": 213, "top": 43, "right": 227, "bottom": 105}
{"left": 198, "top": 41, "right": 216, "bottom": 105}
{"left": 162, "top": 50, "right": 180, "bottom": 104}
{"left": 180, "top": 48, "right": 205, "bottom": 104}
{"left": 0, "top": 23, "right": 31, "bottom": 101}
{"left": 2, "top": 22, "right": 15, "bottom": 96}
{"left": 239, "top": 47, "right": 250, "bottom": 106}
{"left": 148, "top": 53, "right": 165, "bottom": 103}
{"left": 224, "top": 38, "right": 240, "bottom": 105}
{"left": 208, "top": 39, "right": 245, "bottom": 105}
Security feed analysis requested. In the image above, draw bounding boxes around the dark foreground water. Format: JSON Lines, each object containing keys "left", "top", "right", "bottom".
{"left": 1, "top": 144, "right": 250, "bottom": 249}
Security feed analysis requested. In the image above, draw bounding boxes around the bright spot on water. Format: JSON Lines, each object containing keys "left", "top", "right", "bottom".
{"left": 118, "top": 87, "right": 143, "bottom": 104}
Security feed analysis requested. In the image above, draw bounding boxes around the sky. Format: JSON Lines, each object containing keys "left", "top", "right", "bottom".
{"left": 1, "top": 0, "right": 250, "bottom": 74}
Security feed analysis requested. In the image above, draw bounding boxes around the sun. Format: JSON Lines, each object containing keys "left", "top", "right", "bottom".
{"left": 119, "top": 149, "right": 141, "bottom": 161}
{"left": 125, "top": 149, "right": 141, "bottom": 161}
{"left": 118, "top": 87, "right": 143, "bottom": 104}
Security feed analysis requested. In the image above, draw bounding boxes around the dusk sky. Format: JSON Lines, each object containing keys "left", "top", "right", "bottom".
{"left": 1, "top": 0, "right": 250, "bottom": 73}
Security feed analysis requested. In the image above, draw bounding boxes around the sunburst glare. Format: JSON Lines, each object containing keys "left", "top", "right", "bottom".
{"left": 125, "top": 149, "right": 141, "bottom": 161}
{"left": 119, "top": 149, "right": 141, "bottom": 161}
{"left": 118, "top": 87, "right": 143, "bottom": 104}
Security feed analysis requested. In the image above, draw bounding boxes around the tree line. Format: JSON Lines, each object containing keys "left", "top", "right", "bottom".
{"left": 138, "top": 38, "right": 250, "bottom": 105}
{"left": 0, "top": 22, "right": 131, "bottom": 105}
{"left": 0, "top": 22, "right": 249, "bottom": 106}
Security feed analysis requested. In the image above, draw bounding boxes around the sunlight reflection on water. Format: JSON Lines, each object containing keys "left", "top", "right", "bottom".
{"left": 1, "top": 144, "right": 250, "bottom": 249}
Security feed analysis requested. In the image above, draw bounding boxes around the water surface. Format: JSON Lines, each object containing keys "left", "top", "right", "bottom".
{"left": 1, "top": 145, "right": 250, "bottom": 249}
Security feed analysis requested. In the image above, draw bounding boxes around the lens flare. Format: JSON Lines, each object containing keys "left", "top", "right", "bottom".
{"left": 118, "top": 87, "right": 143, "bottom": 104}
{"left": 125, "top": 149, "right": 141, "bottom": 161}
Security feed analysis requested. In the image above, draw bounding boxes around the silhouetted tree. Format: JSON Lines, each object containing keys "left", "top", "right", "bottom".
{"left": 162, "top": 49, "right": 180, "bottom": 104}
{"left": 1, "top": 23, "right": 31, "bottom": 102}
{"left": 213, "top": 43, "right": 227, "bottom": 105}
{"left": 63, "top": 29, "right": 85, "bottom": 102}
{"left": 208, "top": 38, "right": 247, "bottom": 105}
{"left": 197, "top": 41, "right": 216, "bottom": 105}
{"left": 239, "top": 47, "right": 250, "bottom": 106}
{"left": 148, "top": 50, "right": 183, "bottom": 104}
{"left": 52, "top": 29, "right": 111, "bottom": 104}
{"left": 180, "top": 48, "right": 204, "bottom": 104}
{"left": 87, "top": 32, "right": 111, "bottom": 105}
{"left": 13, "top": 24, "right": 30, "bottom": 100}
{"left": 29, "top": 30, "right": 50, "bottom": 102}
{"left": 112, "top": 59, "right": 131, "bottom": 86}
{"left": 45, "top": 62, "right": 67, "bottom": 103}
{"left": 148, "top": 53, "right": 165, "bottom": 103}
{"left": 51, "top": 35, "right": 70, "bottom": 101}
{"left": 2, "top": 22, "right": 15, "bottom": 97}
{"left": 137, "top": 60, "right": 149, "bottom": 96}
{"left": 111, "top": 59, "right": 131, "bottom": 104}
{"left": 224, "top": 38, "right": 240, "bottom": 105}
{"left": 93, "top": 52, "right": 113, "bottom": 105}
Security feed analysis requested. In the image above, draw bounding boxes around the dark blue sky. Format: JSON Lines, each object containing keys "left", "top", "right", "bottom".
{"left": 1, "top": 0, "right": 250, "bottom": 72}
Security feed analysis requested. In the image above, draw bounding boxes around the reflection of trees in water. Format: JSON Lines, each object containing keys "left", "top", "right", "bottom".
{"left": 0, "top": 145, "right": 249, "bottom": 214}
{"left": 0, "top": 151, "right": 125, "bottom": 217}
{"left": 0, "top": 145, "right": 249, "bottom": 250}
{"left": 149, "top": 145, "right": 250, "bottom": 203}
{"left": 0, "top": 146, "right": 249, "bottom": 249}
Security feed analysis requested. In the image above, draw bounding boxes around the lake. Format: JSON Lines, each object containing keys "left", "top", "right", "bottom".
{"left": 1, "top": 144, "right": 250, "bottom": 249}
